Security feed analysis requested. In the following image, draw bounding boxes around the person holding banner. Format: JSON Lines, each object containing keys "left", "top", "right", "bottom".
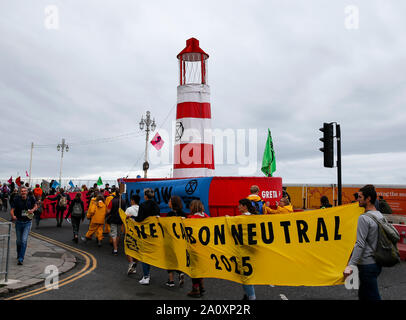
{"left": 187, "top": 200, "right": 209, "bottom": 298}
{"left": 266, "top": 197, "right": 293, "bottom": 214}
{"left": 136, "top": 188, "right": 160, "bottom": 285}
{"left": 236, "top": 198, "right": 258, "bottom": 300}
{"left": 166, "top": 195, "right": 186, "bottom": 288}
{"left": 125, "top": 194, "right": 140, "bottom": 275}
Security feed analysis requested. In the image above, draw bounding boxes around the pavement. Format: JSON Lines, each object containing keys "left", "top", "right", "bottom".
{"left": 0, "top": 220, "right": 77, "bottom": 296}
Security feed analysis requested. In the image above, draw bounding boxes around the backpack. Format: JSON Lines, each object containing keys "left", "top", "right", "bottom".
{"left": 365, "top": 213, "right": 401, "bottom": 267}
{"left": 250, "top": 200, "right": 263, "bottom": 215}
{"left": 59, "top": 195, "right": 67, "bottom": 207}
{"left": 71, "top": 202, "right": 83, "bottom": 217}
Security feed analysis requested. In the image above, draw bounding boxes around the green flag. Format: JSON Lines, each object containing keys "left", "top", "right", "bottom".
{"left": 97, "top": 176, "right": 103, "bottom": 186}
{"left": 261, "top": 129, "right": 276, "bottom": 177}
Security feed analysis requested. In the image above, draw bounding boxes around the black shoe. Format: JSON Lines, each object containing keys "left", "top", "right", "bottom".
{"left": 112, "top": 249, "right": 118, "bottom": 256}
{"left": 17, "top": 260, "right": 23, "bottom": 265}
{"left": 98, "top": 240, "right": 102, "bottom": 247}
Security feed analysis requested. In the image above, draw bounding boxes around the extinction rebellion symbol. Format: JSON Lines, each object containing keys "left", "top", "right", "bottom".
{"left": 185, "top": 179, "right": 198, "bottom": 195}
{"left": 175, "top": 121, "right": 184, "bottom": 142}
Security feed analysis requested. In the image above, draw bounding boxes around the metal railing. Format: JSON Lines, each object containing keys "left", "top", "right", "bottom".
{"left": 0, "top": 222, "right": 11, "bottom": 284}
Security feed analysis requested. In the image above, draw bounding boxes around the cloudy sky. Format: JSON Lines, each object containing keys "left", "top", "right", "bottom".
{"left": 1, "top": 0, "right": 405, "bottom": 186}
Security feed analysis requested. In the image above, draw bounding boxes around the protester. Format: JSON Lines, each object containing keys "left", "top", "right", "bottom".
{"left": 125, "top": 194, "right": 140, "bottom": 275}
{"left": 1, "top": 183, "right": 10, "bottom": 211}
{"left": 68, "top": 193, "right": 85, "bottom": 243}
{"left": 236, "top": 198, "right": 257, "bottom": 300}
{"left": 343, "top": 184, "right": 383, "bottom": 300}
{"left": 82, "top": 194, "right": 107, "bottom": 247}
{"left": 10, "top": 186, "right": 37, "bottom": 265}
{"left": 378, "top": 196, "right": 392, "bottom": 214}
{"left": 187, "top": 200, "right": 209, "bottom": 298}
{"left": 48, "top": 188, "right": 71, "bottom": 227}
{"left": 106, "top": 191, "right": 126, "bottom": 256}
{"left": 267, "top": 197, "right": 293, "bottom": 214}
{"left": 135, "top": 188, "right": 160, "bottom": 285}
{"left": 320, "top": 196, "right": 333, "bottom": 209}
{"left": 33, "top": 184, "right": 43, "bottom": 199}
{"left": 165, "top": 195, "right": 186, "bottom": 287}
{"left": 246, "top": 185, "right": 271, "bottom": 214}
{"left": 33, "top": 194, "right": 43, "bottom": 229}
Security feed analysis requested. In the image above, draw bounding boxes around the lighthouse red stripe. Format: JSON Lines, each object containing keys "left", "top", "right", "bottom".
{"left": 173, "top": 143, "right": 215, "bottom": 169}
{"left": 176, "top": 102, "right": 211, "bottom": 119}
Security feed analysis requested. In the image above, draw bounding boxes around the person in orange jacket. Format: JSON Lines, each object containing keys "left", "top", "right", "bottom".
{"left": 81, "top": 194, "right": 107, "bottom": 247}
{"left": 267, "top": 197, "right": 294, "bottom": 214}
{"left": 33, "top": 184, "right": 43, "bottom": 199}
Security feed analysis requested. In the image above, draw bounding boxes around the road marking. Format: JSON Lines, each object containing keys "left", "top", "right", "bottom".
{"left": 1, "top": 222, "right": 97, "bottom": 300}
{"left": 280, "top": 294, "right": 288, "bottom": 300}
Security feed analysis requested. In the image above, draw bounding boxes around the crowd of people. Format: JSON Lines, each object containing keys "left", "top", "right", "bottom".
{"left": 0, "top": 179, "right": 395, "bottom": 300}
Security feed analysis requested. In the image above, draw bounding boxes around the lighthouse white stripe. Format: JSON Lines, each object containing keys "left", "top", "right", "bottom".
{"left": 172, "top": 167, "right": 215, "bottom": 178}
{"left": 175, "top": 118, "right": 213, "bottom": 145}
{"left": 177, "top": 84, "right": 210, "bottom": 104}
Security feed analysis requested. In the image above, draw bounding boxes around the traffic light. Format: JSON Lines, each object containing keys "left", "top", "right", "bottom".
{"left": 319, "top": 123, "right": 334, "bottom": 168}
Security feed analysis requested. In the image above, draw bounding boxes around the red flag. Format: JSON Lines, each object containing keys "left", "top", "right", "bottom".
{"left": 26, "top": 171, "right": 29, "bottom": 177}
{"left": 16, "top": 176, "right": 21, "bottom": 187}
{"left": 150, "top": 132, "right": 164, "bottom": 151}
{"left": 7, "top": 176, "right": 12, "bottom": 184}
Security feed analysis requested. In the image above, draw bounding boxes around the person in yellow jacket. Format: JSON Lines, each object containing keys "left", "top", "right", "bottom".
{"left": 246, "top": 185, "right": 272, "bottom": 214}
{"left": 82, "top": 194, "right": 107, "bottom": 247}
{"left": 267, "top": 197, "right": 294, "bottom": 214}
{"left": 104, "top": 191, "right": 114, "bottom": 239}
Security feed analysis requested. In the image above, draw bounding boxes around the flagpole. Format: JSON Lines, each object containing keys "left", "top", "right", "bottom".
{"left": 28, "top": 142, "right": 33, "bottom": 186}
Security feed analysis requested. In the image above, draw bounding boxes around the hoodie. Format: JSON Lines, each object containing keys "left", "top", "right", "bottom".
{"left": 87, "top": 198, "right": 107, "bottom": 224}
{"left": 246, "top": 194, "right": 272, "bottom": 214}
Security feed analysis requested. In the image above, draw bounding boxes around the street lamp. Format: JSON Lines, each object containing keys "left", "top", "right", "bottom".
{"left": 139, "top": 111, "right": 156, "bottom": 178}
{"left": 57, "top": 138, "right": 69, "bottom": 187}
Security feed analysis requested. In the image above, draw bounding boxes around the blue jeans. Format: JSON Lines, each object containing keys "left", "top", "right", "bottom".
{"left": 242, "top": 285, "right": 256, "bottom": 300}
{"left": 15, "top": 220, "right": 32, "bottom": 262}
{"left": 142, "top": 263, "right": 150, "bottom": 277}
{"left": 358, "top": 263, "right": 382, "bottom": 300}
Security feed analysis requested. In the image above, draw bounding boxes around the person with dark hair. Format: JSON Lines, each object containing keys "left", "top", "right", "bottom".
{"left": 10, "top": 186, "right": 37, "bottom": 265}
{"left": 187, "top": 200, "right": 209, "bottom": 298}
{"left": 378, "top": 196, "right": 392, "bottom": 214}
{"left": 237, "top": 198, "right": 257, "bottom": 300}
{"left": 165, "top": 195, "right": 186, "bottom": 288}
{"left": 106, "top": 191, "right": 126, "bottom": 256}
{"left": 68, "top": 193, "right": 85, "bottom": 243}
{"left": 343, "top": 184, "right": 383, "bottom": 300}
{"left": 125, "top": 194, "right": 141, "bottom": 275}
{"left": 47, "top": 188, "right": 71, "bottom": 227}
{"left": 137, "top": 188, "right": 160, "bottom": 285}
{"left": 320, "top": 196, "right": 333, "bottom": 209}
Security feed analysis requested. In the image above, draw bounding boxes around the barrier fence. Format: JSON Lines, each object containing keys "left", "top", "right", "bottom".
{"left": 0, "top": 222, "right": 11, "bottom": 284}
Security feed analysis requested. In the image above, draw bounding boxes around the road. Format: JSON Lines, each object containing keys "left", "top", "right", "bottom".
{"left": 1, "top": 209, "right": 405, "bottom": 301}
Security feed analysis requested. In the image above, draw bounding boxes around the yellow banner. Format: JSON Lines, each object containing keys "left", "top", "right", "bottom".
{"left": 120, "top": 203, "right": 363, "bottom": 286}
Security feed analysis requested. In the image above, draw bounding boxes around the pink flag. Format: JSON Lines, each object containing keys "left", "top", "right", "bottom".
{"left": 7, "top": 176, "right": 12, "bottom": 184}
{"left": 150, "top": 132, "right": 164, "bottom": 151}
{"left": 26, "top": 171, "right": 29, "bottom": 177}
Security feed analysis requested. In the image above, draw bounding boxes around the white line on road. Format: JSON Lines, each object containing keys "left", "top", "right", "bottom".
{"left": 279, "top": 294, "right": 288, "bottom": 300}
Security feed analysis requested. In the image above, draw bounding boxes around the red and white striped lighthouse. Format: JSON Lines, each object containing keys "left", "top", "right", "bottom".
{"left": 173, "top": 38, "right": 215, "bottom": 178}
